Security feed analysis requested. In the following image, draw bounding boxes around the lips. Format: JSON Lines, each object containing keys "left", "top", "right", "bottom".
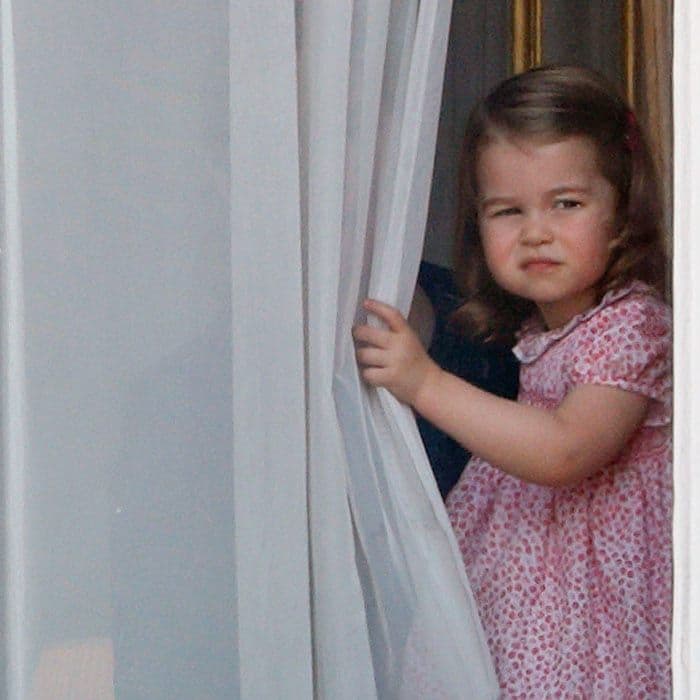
{"left": 521, "top": 258, "right": 561, "bottom": 272}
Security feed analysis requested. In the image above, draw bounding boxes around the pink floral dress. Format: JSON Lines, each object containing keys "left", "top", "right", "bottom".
{"left": 446, "top": 282, "right": 672, "bottom": 699}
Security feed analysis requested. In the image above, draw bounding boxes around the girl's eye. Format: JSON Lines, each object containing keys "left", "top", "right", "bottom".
{"left": 553, "top": 198, "right": 582, "bottom": 210}
{"left": 490, "top": 206, "right": 521, "bottom": 218}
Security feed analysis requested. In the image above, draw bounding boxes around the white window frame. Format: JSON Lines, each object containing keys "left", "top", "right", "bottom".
{"left": 673, "top": 1, "right": 700, "bottom": 697}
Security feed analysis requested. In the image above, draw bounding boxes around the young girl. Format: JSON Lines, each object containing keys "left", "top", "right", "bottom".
{"left": 354, "top": 65, "right": 671, "bottom": 698}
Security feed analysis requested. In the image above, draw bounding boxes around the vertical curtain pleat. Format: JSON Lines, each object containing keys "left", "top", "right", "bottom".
{"left": 298, "top": 1, "right": 380, "bottom": 697}
{"left": 229, "top": 2, "right": 313, "bottom": 697}
{"left": 304, "top": 0, "right": 498, "bottom": 697}
{"left": 2, "top": 1, "right": 28, "bottom": 697}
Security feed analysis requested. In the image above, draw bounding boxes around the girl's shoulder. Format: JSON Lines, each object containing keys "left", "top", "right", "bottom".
{"left": 574, "top": 282, "right": 671, "bottom": 352}
{"left": 568, "top": 284, "right": 672, "bottom": 425}
{"left": 580, "top": 282, "right": 672, "bottom": 344}
{"left": 517, "top": 282, "right": 671, "bottom": 426}
{"left": 596, "top": 281, "right": 670, "bottom": 322}
{"left": 515, "top": 282, "right": 670, "bottom": 364}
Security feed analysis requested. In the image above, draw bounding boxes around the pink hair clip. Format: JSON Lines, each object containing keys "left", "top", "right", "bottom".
{"left": 624, "top": 109, "right": 641, "bottom": 153}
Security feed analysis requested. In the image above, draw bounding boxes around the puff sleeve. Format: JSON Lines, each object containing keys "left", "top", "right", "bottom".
{"left": 567, "top": 292, "right": 671, "bottom": 426}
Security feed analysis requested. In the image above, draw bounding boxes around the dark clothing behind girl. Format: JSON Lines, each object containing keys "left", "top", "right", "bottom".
{"left": 416, "top": 261, "right": 519, "bottom": 497}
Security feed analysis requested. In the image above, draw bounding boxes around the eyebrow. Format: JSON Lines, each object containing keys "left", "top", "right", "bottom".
{"left": 548, "top": 185, "right": 593, "bottom": 196}
{"left": 479, "top": 196, "right": 515, "bottom": 210}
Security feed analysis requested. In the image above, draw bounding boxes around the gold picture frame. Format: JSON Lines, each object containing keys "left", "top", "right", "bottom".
{"left": 512, "top": 0, "right": 637, "bottom": 108}
{"left": 622, "top": 0, "right": 636, "bottom": 106}
{"left": 511, "top": 0, "right": 543, "bottom": 73}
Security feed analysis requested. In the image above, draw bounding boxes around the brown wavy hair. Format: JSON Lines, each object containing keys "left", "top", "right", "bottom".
{"left": 451, "top": 65, "right": 668, "bottom": 345}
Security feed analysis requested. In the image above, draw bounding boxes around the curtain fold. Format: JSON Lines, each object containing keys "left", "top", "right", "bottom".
{"left": 2, "top": 2, "right": 497, "bottom": 697}
{"left": 229, "top": 3, "right": 313, "bottom": 697}
{"left": 2, "top": 1, "right": 28, "bottom": 697}
{"left": 299, "top": 2, "right": 381, "bottom": 696}
{"left": 303, "top": 0, "right": 497, "bottom": 697}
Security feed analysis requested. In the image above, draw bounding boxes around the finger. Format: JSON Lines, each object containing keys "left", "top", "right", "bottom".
{"left": 355, "top": 347, "right": 388, "bottom": 368}
{"left": 352, "top": 324, "right": 391, "bottom": 348}
{"left": 359, "top": 366, "right": 389, "bottom": 387}
{"left": 363, "top": 299, "right": 407, "bottom": 332}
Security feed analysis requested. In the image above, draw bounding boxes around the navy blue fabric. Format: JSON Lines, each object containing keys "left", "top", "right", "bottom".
{"left": 416, "top": 262, "right": 519, "bottom": 498}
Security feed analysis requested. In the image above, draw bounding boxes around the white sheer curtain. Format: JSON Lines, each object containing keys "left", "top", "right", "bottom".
{"left": 297, "top": 2, "right": 495, "bottom": 697}
{"left": 2, "top": 1, "right": 496, "bottom": 698}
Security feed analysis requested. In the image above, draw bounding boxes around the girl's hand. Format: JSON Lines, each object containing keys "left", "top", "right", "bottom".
{"left": 353, "top": 299, "right": 440, "bottom": 406}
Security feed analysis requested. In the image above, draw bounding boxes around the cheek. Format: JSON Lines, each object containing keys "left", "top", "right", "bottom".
{"left": 480, "top": 230, "right": 511, "bottom": 277}
{"left": 566, "top": 238, "right": 612, "bottom": 290}
{"left": 576, "top": 224, "right": 615, "bottom": 268}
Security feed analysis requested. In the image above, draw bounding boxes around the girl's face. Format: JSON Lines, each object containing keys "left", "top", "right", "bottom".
{"left": 476, "top": 135, "right": 618, "bottom": 329}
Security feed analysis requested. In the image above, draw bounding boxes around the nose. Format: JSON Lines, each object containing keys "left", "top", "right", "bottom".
{"left": 519, "top": 213, "right": 552, "bottom": 246}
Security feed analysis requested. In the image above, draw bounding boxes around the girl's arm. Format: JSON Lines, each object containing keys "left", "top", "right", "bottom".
{"left": 353, "top": 299, "right": 649, "bottom": 487}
